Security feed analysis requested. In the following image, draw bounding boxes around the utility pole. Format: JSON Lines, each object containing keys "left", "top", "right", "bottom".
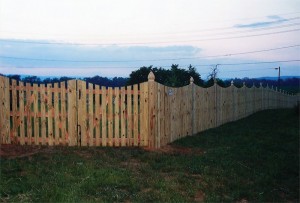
{"left": 275, "top": 66, "right": 281, "bottom": 89}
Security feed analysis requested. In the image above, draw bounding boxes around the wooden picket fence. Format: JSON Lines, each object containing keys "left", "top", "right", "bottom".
{"left": 0, "top": 73, "right": 298, "bottom": 148}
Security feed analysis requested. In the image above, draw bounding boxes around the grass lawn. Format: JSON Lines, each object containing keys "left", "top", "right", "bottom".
{"left": 0, "top": 109, "right": 299, "bottom": 202}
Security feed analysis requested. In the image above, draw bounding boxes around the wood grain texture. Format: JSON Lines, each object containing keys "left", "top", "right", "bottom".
{"left": 101, "top": 86, "right": 107, "bottom": 146}
{"left": 47, "top": 83, "right": 53, "bottom": 146}
{"left": 0, "top": 75, "right": 297, "bottom": 148}
{"left": 67, "top": 80, "right": 77, "bottom": 146}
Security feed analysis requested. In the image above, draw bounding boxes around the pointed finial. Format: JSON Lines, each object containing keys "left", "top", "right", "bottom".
{"left": 148, "top": 71, "right": 155, "bottom": 81}
{"left": 231, "top": 80, "right": 234, "bottom": 86}
{"left": 260, "top": 82, "right": 262, "bottom": 87}
{"left": 243, "top": 82, "right": 246, "bottom": 87}
{"left": 190, "top": 76, "right": 194, "bottom": 84}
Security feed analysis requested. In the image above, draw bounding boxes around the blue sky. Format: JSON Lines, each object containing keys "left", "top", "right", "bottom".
{"left": 0, "top": 0, "right": 299, "bottom": 79}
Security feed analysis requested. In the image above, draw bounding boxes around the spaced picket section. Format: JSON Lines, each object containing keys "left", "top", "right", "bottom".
{"left": 0, "top": 74, "right": 298, "bottom": 148}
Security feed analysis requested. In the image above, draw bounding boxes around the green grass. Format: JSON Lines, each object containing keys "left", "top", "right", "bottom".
{"left": 1, "top": 109, "right": 299, "bottom": 202}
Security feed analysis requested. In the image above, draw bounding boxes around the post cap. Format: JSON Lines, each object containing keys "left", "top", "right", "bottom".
{"left": 190, "top": 76, "right": 194, "bottom": 84}
{"left": 147, "top": 71, "right": 155, "bottom": 81}
{"left": 231, "top": 80, "right": 234, "bottom": 86}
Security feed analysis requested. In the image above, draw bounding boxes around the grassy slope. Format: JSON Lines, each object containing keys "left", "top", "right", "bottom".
{"left": 0, "top": 109, "right": 299, "bottom": 202}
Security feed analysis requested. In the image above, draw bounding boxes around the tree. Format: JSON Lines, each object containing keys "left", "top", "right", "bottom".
{"left": 23, "top": 76, "right": 41, "bottom": 84}
{"left": 207, "top": 66, "right": 218, "bottom": 81}
{"left": 7, "top": 75, "right": 21, "bottom": 81}
{"left": 127, "top": 66, "right": 153, "bottom": 85}
{"left": 127, "top": 64, "right": 203, "bottom": 87}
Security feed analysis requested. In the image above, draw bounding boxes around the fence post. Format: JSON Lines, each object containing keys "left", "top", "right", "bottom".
{"left": 190, "top": 77, "right": 196, "bottom": 135}
{"left": 67, "top": 80, "right": 77, "bottom": 146}
{"left": 231, "top": 80, "right": 236, "bottom": 121}
{"left": 148, "top": 71, "right": 157, "bottom": 148}
{"left": 0, "top": 76, "right": 10, "bottom": 144}
{"left": 214, "top": 79, "right": 218, "bottom": 127}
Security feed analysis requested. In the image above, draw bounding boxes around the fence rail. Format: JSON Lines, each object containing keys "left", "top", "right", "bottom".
{"left": 0, "top": 73, "right": 297, "bottom": 148}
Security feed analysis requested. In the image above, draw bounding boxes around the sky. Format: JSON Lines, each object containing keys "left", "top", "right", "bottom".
{"left": 0, "top": 0, "right": 299, "bottom": 79}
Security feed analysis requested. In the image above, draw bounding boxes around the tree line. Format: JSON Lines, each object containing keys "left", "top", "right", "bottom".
{"left": 1, "top": 65, "right": 299, "bottom": 94}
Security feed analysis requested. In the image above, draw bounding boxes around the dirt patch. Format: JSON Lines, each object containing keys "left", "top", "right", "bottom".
{"left": 0, "top": 144, "right": 43, "bottom": 159}
{"left": 0, "top": 144, "right": 62, "bottom": 159}
{"left": 194, "top": 190, "right": 205, "bottom": 202}
{"left": 146, "top": 144, "right": 204, "bottom": 155}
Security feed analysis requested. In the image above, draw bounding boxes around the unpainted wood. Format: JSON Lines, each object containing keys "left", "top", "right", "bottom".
{"left": 47, "top": 83, "right": 53, "bottom": 146}
{"left": 78, "top": 80, "right": 87, "bottom": 146}
{"left": 114, "top": 87, "right": 120, "bottom": 146}
{"left": 67, "top": 80, "right": 77, "bottom": 146}
{"left": 107, "top": 87, "right": 113, "bottom": 146}
{"left": 139, "top": 82, "right": 148, "bottom": 147}
{"left": 19, "top": 82, "right": 25, "bottom": 145}
{"left": 11, "top": 80, "right": 17, "bottom": 143}
{"left": 133, "top": 84, "right": 139, "bottom": 146}
{"left": 88, "top": 83, "right": 94, "bottom": 146}
{"left": 54, "top": 83, "right": 60, "bottom": 145}
{"left": 0, "top": 76, "right": 10, "bottom": 144}
{"left": 33, "top": 83, "right": 39, "bottom": 145}
{"left": 101, "top": 86, "right": 107, "bottom": 146}
{"left": 120, "top": 86, "right": 126, "bottom": 146}
{"left": 60, "top": 82, "right": 66, "bottom": 145}
{"left": 95, "top": 85, "right": 100, "bottom": 146}
{"left": 26, "top": 82, "right": 32, "bottom": 145}
{"left": 40, "top": 84, "right": 46, "bottom": 145}
{"left": 127, "top": 85, "right": 132, "bottom": 146}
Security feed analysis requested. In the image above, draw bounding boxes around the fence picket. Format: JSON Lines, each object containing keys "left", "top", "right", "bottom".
{"left": 127, "top": 85, "right": 132, "bottom": 146}
{"left": 133, "top": 84, "right": 139, "bottom": 146}
{"left": 101, "top": 86, "right": 107, "bottom": 146}
{"left": 60, "top": 82, "right": 66, "bottom": 145}
{"left": 26, "top": 83, "right": 32, "bottom": 145}
{"left": 67, "top": 80, "right": 77, "bottom": 146}
{"left": 0, "top": 76, "right": 10, "bottom": 144}
{"left": 95, "top": 85, "right": 100, "bottom": 146}
{"left": 107, "top": 87, "right": 113, "bottom": 146}
{"left": 19, "top": 82, "right": 25, "bottom": 145}
{"left": 88, "top": 83, "right": 94, "bottom": 146}
{"left": 47, "top": 83, "right": 53, "bottom": 146}
{"left": 33, "top": 83, "right": 39, "bottom": 145}
{"left": 40, "top": 84, "right": 46, "bottom": 145}
{"left": 120, "top": 87, "right": 126, "bottom": 146}
{"left": 11, "top": 80, "right": 17, "bottom": 143}
{"left": 78, "top": 80, "right": 87, "bottom": 146}
{"left": 114, "top": 87, "right": 120, "bottom": 146}
{"left": 54, "top": 83, "right": 60, "bottom": 145}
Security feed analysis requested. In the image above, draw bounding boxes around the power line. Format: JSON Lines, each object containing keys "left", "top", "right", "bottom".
{"left": 1, "top": 28, "right": 299, "bottom": 46}
{"left": 214, "top": 60, "right": 300, "bottom": 66}
{"left": 201, "top": 67, "right": 276, "bottom": 75}
{"left": 0, "top": 44, "right": 298, "bottom": 63}
{"left": 1, "top": 59, "right": 299, "bottom": 69}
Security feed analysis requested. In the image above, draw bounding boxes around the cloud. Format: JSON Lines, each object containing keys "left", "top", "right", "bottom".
{"left": 234, "top": 15, "right": 288, "bottom": 28}
{"left": 0, "top": 39, "right": 201, "bottom": 77}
